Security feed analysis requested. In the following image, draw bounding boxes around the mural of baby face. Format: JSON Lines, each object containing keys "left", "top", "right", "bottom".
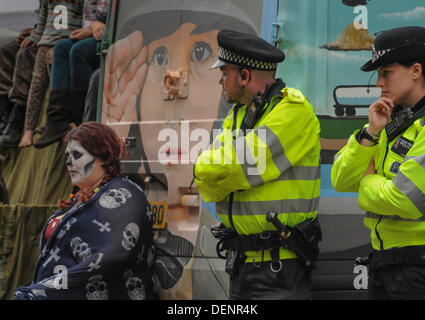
{"left": 139, "top": 22, "right": 223, "bottom": 204}
{"left": 102, "top": 21, "right": 225, "bottom": 205}
{"left": 65, "top": 139, "right": 105, "bottom": 189}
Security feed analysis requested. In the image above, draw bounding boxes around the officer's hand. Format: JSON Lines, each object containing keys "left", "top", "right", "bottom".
{"left": 102, "top": 31, "right": 147, "bottom": 138}
{"left": 20, "top": 38, "right": 36, "bottom": 48}
{"left": 368, "top": 97, "right": 394, "bottom": 135}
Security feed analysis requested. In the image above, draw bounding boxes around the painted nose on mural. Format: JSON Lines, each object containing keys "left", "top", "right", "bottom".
{"left": 162, "top": 69, "right": 188, "bottom": 100}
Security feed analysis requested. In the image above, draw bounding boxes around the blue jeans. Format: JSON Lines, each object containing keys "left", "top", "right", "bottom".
{"left": 51, "top": 37, "right": 99, "bottom": 90}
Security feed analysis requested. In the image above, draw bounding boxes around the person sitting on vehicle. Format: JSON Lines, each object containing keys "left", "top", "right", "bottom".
{"left": 332, "top": 26, "right": 425, "bottom": 299}
{"left": 32, "top": 0, "right": 109, "bottom": 148}
{"left": 0, "top": 27, "right": 37, "bottom": 137}
{"left": 0, "top": 0, "right": 84, "bottom": 148}
{"left": 12, "top": 121, "right": 155, "bottom": 300}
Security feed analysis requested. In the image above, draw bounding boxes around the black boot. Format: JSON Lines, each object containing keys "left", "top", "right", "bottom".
{"left": 0, "top": 104, "right": 25, "bottom": 148}
{"left": 69, "top": 88, "right": 87, "bottom": 126}
{"left": 33, "top": 88, "right": 72, "bottom": 148}
{"left": 0, "top": 95, "right": 12, "bottom": 134}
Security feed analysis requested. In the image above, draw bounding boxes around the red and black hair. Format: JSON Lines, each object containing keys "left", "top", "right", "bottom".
{"left": 58, "top": 122, "right": 126, "bottom": 209}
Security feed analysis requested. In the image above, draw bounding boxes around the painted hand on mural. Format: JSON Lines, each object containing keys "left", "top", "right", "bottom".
{"left": 102, "top": 31, "right": 147, "bottom": 135}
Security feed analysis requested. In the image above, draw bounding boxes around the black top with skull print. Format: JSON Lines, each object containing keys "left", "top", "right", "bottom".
{"left": 14, "top": 176, "right": 155, "bottom": 300}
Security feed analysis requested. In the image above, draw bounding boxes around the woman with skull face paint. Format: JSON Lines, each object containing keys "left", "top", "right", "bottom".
{"left": 13, "top": 122, "right": 155, "bottom": 300}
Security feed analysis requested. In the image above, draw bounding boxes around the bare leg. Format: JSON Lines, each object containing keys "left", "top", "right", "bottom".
{"left": 18, "top": 129, "right": 33, "bottom": 148}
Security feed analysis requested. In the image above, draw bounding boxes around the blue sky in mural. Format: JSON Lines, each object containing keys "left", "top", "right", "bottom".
{"left": 328, "top": 1, "right": 425, "bottom": 39}
{"left": 277, "top": 0, "right": 425, "bottom": 116}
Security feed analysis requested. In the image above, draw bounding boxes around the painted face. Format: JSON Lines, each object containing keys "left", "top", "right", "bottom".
{"left": 376, "top": 63, "right": 416, "bottom": 105}
{"left": 65, "top": 139, "right": 96, "bottom": 186}
{"left": 138, "top": 23, "right": 223, "bottom": 205}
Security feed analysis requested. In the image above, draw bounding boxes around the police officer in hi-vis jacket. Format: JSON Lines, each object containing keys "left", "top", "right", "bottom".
{"left": 332, "top": 26, "right": 425, "bottom": 299}
{"left": 194, "top": 29, "right": 322, "bottom": 300}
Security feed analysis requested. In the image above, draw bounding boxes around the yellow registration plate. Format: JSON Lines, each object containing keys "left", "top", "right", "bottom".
{"left": 150, "top": 201, "right": 167, "bottom": 229}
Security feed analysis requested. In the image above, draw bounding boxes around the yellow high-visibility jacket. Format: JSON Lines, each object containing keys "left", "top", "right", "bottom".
{"left": 331, "top": 118, "right": 425, "bottom": 250}
{"left": 194, "top": 87, "right": 321, "bottom": 262}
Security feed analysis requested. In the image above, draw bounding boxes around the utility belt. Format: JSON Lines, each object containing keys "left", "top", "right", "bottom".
{"left": 355, "top": 245, "right": 425, "bottom": 270}
{"left": 211, "top": 214, "right": 322, "bottom": 277}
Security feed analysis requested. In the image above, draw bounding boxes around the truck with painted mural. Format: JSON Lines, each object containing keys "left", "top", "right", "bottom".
{"left": 1, "top": 0, "right": 423, "bottom": 301}
{"left": 0, "top": 0, "right": 408, "bottom": 299}
{"left": 97, "top": 0, "right": 425, "bottom": 299}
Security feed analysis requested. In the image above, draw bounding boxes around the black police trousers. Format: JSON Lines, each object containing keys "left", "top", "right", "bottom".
{"left": 368, "top": 263, "right": 425, "bottom": 299}
{"left": 229, "top": 258, "right": 312, "bottom": 300}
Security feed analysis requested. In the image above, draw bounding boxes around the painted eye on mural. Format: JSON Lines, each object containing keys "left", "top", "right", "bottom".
{"left": 190, "top": 42, "right": 212, "bottom": 62}
{"left": 151, "top": 46, "right": 169, "bottom": 66}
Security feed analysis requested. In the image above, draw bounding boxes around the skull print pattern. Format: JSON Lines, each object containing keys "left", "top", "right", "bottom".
{"left": 86, "top": 275, "right": 109, "bottom": 300}
{"left": 13, "top": 177, "right": 154, "bottom": 300}
{"left": 122, "top": 223, "right": 140, "bottom": 251}
{"left": 124, "top": 270, "right": 146, "bottom": 300}
{"left": 99, "top": 188, "right": 132, "bottom": 209}
{"left": 70, "top": 237, "right": 92, "bottom": 263}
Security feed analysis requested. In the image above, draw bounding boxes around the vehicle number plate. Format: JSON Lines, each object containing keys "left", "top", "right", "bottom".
{"left": 150, "top": 201, "right": 167, "bottom": 229}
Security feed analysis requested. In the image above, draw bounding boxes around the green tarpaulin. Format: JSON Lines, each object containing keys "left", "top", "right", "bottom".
{"left": 0, "top": 92, "right": 72, "bottom": 299}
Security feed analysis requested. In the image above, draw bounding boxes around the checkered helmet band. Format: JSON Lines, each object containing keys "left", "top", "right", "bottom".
{"left": 218, "top": 46, "right": 278, "bottom": 70}
{"left": 371, "top": 46, "right": 392, "bottom": 63}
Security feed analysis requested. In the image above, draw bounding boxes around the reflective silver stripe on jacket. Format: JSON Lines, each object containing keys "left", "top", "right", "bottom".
{"left": 393, "top": 171, "right": 425, "bottom": 214}
{"left": 404, "top": 154, "right": 425, "bottom": 169}
{"left": 257, "top": 125, "right": 291, "bottom": 173}
{"left": 232, "top": 133, "right": 264, "bottom": 188}
{"left": 216, "top": 197, "right": 320, "bottom": 216}
{"left": 394, "top": 155, "right": 425, "bottom": 214}
{"left": 276, "top": 165, "right": 320, "bottom": 181}
{"left": 231, "top": 125, "right": 294, "bottom": 187}
{"left": 365, "top": 211, "right": 425, "bottom": 222}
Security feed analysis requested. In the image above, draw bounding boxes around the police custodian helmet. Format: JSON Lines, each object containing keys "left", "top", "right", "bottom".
{"left": 211, "top": 29, "right": 285, "bottom": 71}
{"left": 361, "top": 26, "right": 425, "bottom": 72}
